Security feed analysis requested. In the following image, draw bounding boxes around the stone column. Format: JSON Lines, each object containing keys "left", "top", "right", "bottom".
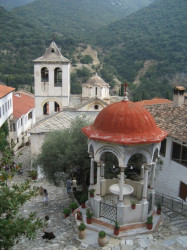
{"left": 141, "top": 166, "right": 149, "bottom": 203}
{"left": 96, "top": 162, "right": 101, "bottom": 199}
{"left": 119, "top": 167, "right": 125, "bottom": 206}
{"left": 150, "top": 164, "right": 156, "bottom": 189}
{"left": 89, "top": 156, "right": 94, "bottom": 190}
{"left": 101, "top": 162, "right": 105, "bottom": 180}
{"left": 140, "top": 165, "right": 144, "bottom": 184}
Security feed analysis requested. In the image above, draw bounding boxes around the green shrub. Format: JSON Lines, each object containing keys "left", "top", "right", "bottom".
{"left": 78, "top": 223, "right": 86, "bottom": 231}
{"left": 86, "top": 208, "right": 93, "bottom": 219}
{"left": 63, "top": 208, "right": 71, "bottom": 215}
{"left": 69, "top": 202, "right": 78, "bottom": 210}
{"left": 99, "top": 231, "right": 106, "bottom": 237}
{"left": 147, "top": 216, "right": 153, "bottom": 224}
{"left": 114, "top": 221, "right": 120, "bottom": 229}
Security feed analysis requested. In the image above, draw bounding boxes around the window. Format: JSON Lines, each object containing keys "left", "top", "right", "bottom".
{"left": 172, "top": 142, "right": 187, "bottom": 167}
{"left": 94, "top": 105, "right": 99, "bottom": 110}
{"left": 10, "top": 99, "right": 12, "bottom": 107}
{"left": 54, "top": 67, "right": 62, "bottom": 87}
{"left": 8, "top": 100, "right": 9, "bottom": 109}
{"left": 0, "top": 107, "right": 1, "bottom": 118}
{"left": 95, "top": 87, "right": 98, "bottom": 96}
{"left": 5, "top": 102, "right": 7, "bottom": 113}
{"left": 2, "top": 104, "right": 4, "bottom": 115}
{"left": 21, "top": 118, "right": 23, "bottom": 126}
{"left": 28, "top": 111, "right": 32, "bottom": 119}
{"left": 13, "top": 123, "right": 16, "bottom": 132}
{"left": 43, "top": 102, "right": 49, "bottom": 115}
{"left": 160, "top": 139, "right": 166, "bottom": 157}
{"left": 41, "top": 67, "right": 49, "bottom": 82}
{"left": 54, "top": 102, "right": 60, "bottom": 112}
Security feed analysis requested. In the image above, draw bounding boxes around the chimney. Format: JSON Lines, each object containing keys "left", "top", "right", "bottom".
{"left": 173, "top": 86, "right": 185, "bottom": 107}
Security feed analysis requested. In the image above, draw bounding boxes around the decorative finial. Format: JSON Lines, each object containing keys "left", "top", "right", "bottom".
{"left": 122, "top": 82, "right": 129, "bottom": 101}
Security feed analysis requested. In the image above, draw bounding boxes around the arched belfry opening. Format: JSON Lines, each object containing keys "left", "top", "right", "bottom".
{"left": 126, "top": 154, "right": 146, "bottom": 181}
{"left": 41, "top": 67, "right": 49, "bottom": 82}
{"left": 100, "top": 152, "right": 119, "bottom": 179}
{"left": 43, "top": 102, "right": 49, "bottom": 115}
{"left": 54, "top": 67, "right": 62, "bottom": 87}
{"left": 55, "top": 102, "right": 60, "bottom": 112}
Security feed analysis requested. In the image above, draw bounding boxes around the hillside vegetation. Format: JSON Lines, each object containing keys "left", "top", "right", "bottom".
{"left": 0, "top": 0, "right": 35, "bottom": 10}
{"left": 12, "top": 0, "right": 155, "bottom": 37}
{"left": 92, "top": 0, "right": 187, "bottom": 99}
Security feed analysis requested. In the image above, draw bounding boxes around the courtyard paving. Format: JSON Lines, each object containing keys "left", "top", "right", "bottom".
{"left": 10, "top": 147, "right": 187, "bottom": 249}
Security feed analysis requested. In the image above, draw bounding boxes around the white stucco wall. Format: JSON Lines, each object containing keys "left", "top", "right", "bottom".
{"left": 0, "top": 92, "right": 13, "bottom": 127}
{"left": 31, "top": 133, "right": 46, "bottom": 155}
{"left": 154, "top": 136, "right": 187, "bottom": 199}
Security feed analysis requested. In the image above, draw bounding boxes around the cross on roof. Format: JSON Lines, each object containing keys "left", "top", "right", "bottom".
{"left": 122, "top": 82, "right": 129, "bottom": 100}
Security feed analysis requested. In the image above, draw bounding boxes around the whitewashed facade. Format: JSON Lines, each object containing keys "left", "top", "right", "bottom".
{"left": 0, "top": 87, "right": 14, "bottom": 128}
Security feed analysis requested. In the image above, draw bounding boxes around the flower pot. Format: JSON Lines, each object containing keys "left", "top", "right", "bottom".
{"left": 131, "top": 204, "right": 136, "bottom": 209}
{"left": 32, "top": 176, "right": 37, "bottom": 180}
{"left": 157, "top": 209, "right": 161, "bottom": 215}
{"left": 114, "top": 228, "right": 119, "bottom": 235}
{"left": 78, "top": 229, "right": 86, "bottom": 239}
{"left": 81, "top": 203, "right": 86, "bottom": 209}
{"left": 98, "top": 236, "right": 106, "bottom": 247}
{"left": 77, "top": 214, "right": 82, "bottom": 220}
{"left": 64, "top": 214, "right": 69, "bottom": 219}
{"left": 86, "top": 217, "right": 92, "bottom": 224}
{"left": 147, "top": 223, "right": 153, "bottom": 230}
{"left": 90, "top": 193, "right": 94, "bottom": 198}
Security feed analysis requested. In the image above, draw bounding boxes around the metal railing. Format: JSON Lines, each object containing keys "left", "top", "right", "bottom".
{"left": 100, "top": 199, "right": 117, "bottom": 222}
{"left": 155, "top": 191, "right": 187, "bottom": 216}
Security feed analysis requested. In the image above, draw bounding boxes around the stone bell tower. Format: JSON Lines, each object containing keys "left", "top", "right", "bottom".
{"left": 33, "top": 41, "right": 70, "bottom": 120}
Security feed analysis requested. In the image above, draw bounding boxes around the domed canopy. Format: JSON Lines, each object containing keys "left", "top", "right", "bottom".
{"left": 82, "top": 100, "right": 167, "bottom": 145}
{"left": 83, "top": 73, "right": 109, "bottom": 88}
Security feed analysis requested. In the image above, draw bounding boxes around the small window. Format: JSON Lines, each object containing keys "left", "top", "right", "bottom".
{"left": 0, "top": 107, "right": 1, "bottom": 118}
{"left": 95, "top": 87, "right": 98, "bottom": 96}
{"left": 43, "top": 102, "right": 49, "bottom": 115}
{"left": 13, "top": 123, "right": 16, "bottom": 132}
{"left": 8, "top": 100, "right": 9, "bottom": 109}
{"left": 172, "top": 142, "right": 187, "bottom": 167}
{"left": 41, "top": 67, "right": 49, "bottom": 82}
{"left": 5, "top": 102, "right": 7, "bottom": 113}
{"left": 51, "top": 48, "right": 55, "bottom": 53}
{"left": 17, "top": 138, "right": 19, "bottom": 143}
{"left": 179, "top": 181, "right": 187, "bottom": 201}
{"left": 10, "top": 99, "right": 12, "bottom": 107}
{"left": 2, "top": 104, "right": 4, "bottom": 115}
{"left": 55, "top": 102, "right": 60, "bottom": 112}
{"left": 21, "top": 118, "right": 23, "bottom": 126}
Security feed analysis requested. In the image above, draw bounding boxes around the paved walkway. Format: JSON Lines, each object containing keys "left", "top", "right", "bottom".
{"left": 9, "top": 147, "right": 187, "bottom": 249}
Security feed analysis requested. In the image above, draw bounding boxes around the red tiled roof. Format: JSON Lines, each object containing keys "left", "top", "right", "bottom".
{"left": 82, "top": 100, "right": 167, "bottom": 145}
{"left": 136, "top": 98, "right": 172, "bottom": 106}
{"left": 0, "top": 85, "right": 15, "bottom": 98}
{"left": 13, "top": 93, "right": 35, "bottom": 119}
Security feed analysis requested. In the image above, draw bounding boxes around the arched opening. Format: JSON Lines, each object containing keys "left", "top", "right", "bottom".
{"left": 126, "top": 154, "right": 146, "bottom": 181}
{"left": 54, "top": 102, "right": 60, "bottom": 112}
{"left": 41, "top": 67, "right": 49, "bottom": 82}
{"left": 43, "top": 102, "right": 49, "bottom": 115}
{"left": 100, "top": 152, "right": 119, "bottom": 179}
{"left": 153, "top": 148, "right": 159, "bottom": 163}
{"left": 54, "top": 67, "right": 62, "bottom": 87}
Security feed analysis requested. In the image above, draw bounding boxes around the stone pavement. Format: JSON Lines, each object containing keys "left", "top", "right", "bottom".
{"left": 9, "top": 147, "right": 187, "bottom": 249}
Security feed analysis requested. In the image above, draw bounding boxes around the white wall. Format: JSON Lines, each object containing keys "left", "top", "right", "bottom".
{"left": 0, "top": 92, "right": 13, "bottom": 127}
{"left": 154, "top": 136, "right": 187, "bottom": 199}
{"left": 31, "top": 133, "right": 46, "bottom": 155}
{"left": 34, "top": 62, "right": 70, "bottom": 120}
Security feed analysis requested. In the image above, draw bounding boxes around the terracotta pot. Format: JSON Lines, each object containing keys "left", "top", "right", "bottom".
{"left": 90, "top": 193, "right": 94, "bottom": 198}
{"left": 86, "top": 217, "right": 92, "bottom": 224}
{"left": 64, "top": 214, "right": 69, "bottom": 219}
{"left": 77, "top": 214, "right": 82, "bottom": 220}
{"left": 98, "top": 236, "right": 106, "bottom": 247}
{"left": 157, "top": 209, "right": 161, "bottom": 215}
{"left": 81, "top": 203, "right": 85, "bottom": 209}
{"left": 131, "top": 204, "right": 136, "bottom": 209}
{"left": 147, "top": 223, "right": 153, "bottom": 230}
{"left": 78, "top": 229, "right": 86, "bottom": 239}
{"left": 114, "top": 228, "right": 119, "bottom": 235}
{"left": 32, "top": 176, "right": 37, "bottom": 180}
{"left": 72, "top": 209, "right": 75, "bottom": 213}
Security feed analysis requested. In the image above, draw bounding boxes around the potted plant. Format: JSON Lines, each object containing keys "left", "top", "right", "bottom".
{"left": 131, "top": 201, "right": 136, "bottom": 209}
{"left": 114, "top": 221, "right": 120, "bottom": 235}
{"left": 86, "top": 208, "right": 93, "bottom": 224}
{"left": 146, "top": 216, "right": 153, "bottom": 230}
{"left": 98, "top": 231, "right": 106, "bottom": 247}
{"left": 76, "top": 209, "right": 82, "bottom": 220}
{"left": 63, "top": 208, "right": 71, "bottom": 218}
{"left": 29, "top": 170, "right": 37, "bottom": 180}
{"left": 157, "top": 203, "right": 161, "bottom": 215}
{"left": 77, "top": 223, "right": 86, "bottom": 239}
{"left": 80, "top": 195, "right": 87, "bottom": 208}
{"left": 89, "top": 189, "right": 95, "bottom": 198}
{"left": 69, "top": 202, "right": 78, "bottom": 212}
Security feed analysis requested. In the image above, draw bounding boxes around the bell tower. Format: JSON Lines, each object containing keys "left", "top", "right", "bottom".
{"left": 33, "top": 41, "right": 70, "bottom": 120}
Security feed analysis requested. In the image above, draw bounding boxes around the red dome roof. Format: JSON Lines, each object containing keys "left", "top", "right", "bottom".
{"left": 82, "top": 100, "right": 167, "bottom": 145}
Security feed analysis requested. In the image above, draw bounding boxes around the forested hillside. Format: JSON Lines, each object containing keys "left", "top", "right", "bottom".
{"left": 0, "top": 0, "right": 35, "bottom": 10}
{"left": 12, "top": 0, "right": 155, "bottom": 37}
{"left": 92, "top": 0, "right": 187, "bottom": 99}
{"left": 0, "top": 7, "right": 80, "bottom": 87}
